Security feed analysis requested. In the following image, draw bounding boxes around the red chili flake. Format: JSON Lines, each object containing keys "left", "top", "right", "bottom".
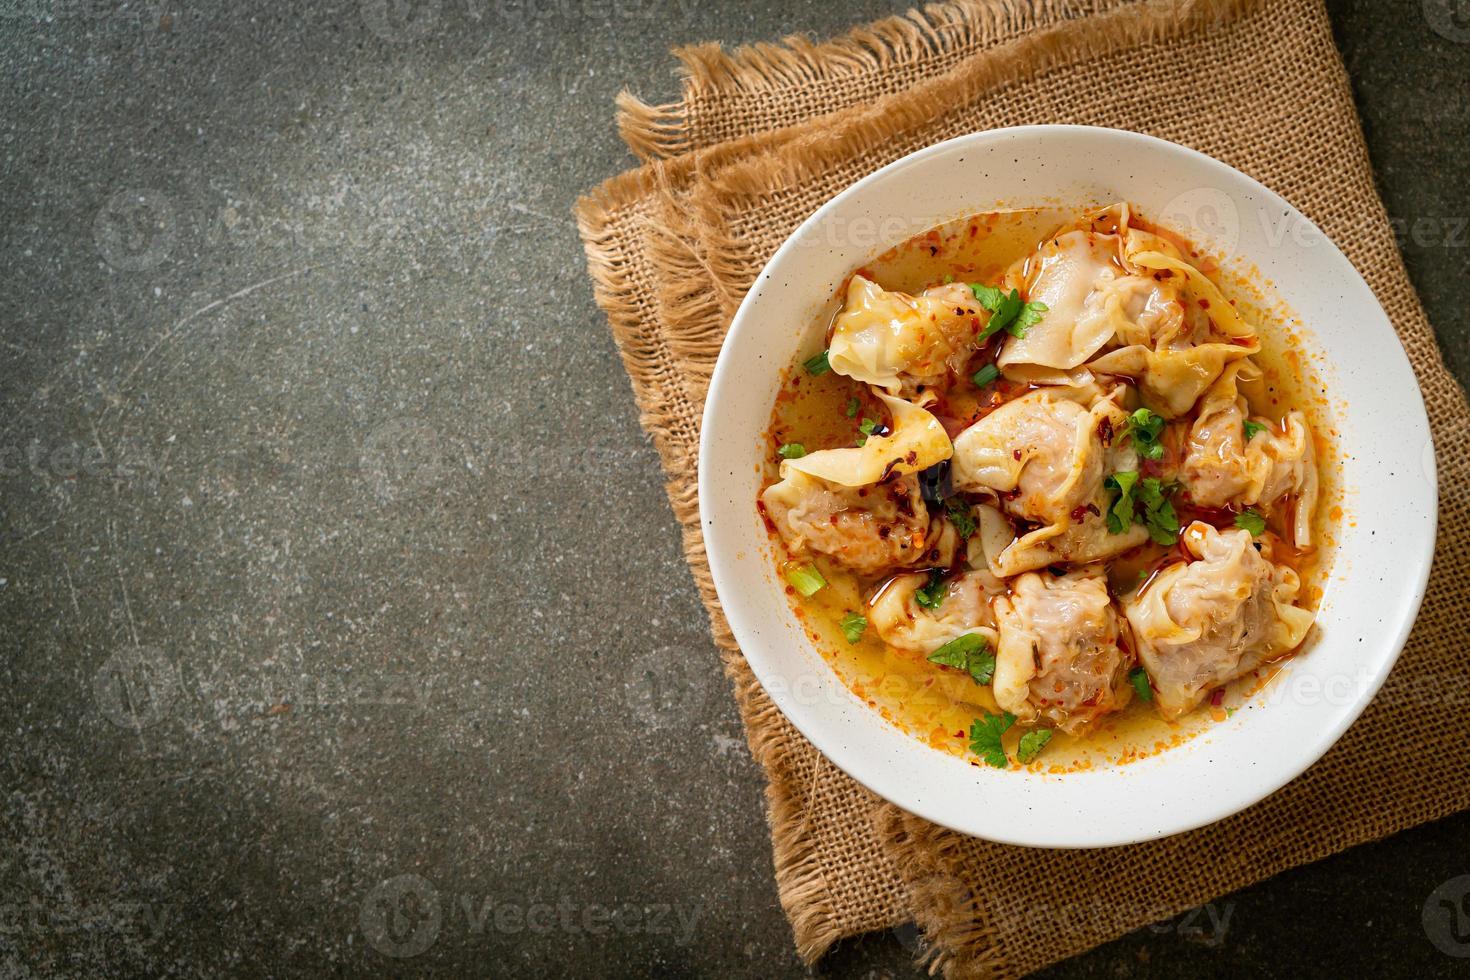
{"left": 1198, "top": 298, "right": 1211, "bottom": 309}
{"left": 928, "top": 245, "right": 939, "bottom": 256}
{"left": 1070, "top": 505, "right": 1090, "bottom": 522}
{"left": 1210, "top": 688, "right": 1225, "bottom": 707}
{"left": 1012, "top": 449, "right": 1023, "bottom": 461}
{"left": 1098, "top": 416, "right": 1114, "bottom": 446}
{"left": 878, "top": 526, "right": 892, "bottom": 539}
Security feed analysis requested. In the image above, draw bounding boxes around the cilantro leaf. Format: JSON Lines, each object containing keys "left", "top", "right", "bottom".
{"left": 1235, "top": 509, "right": 1268, "bottom": 536}
{"left": 1138, "top": 477, "right": 1181, "bottom": 545}
{"left": 1123, "top": 408, "right": 1166, "bottom": 461}
{"left": 968, "top": 282, "right": 1006, "bottom": 309}
{"left": 969, "top": 283, "right": 1029, "bottom": 341}
{"left": 803, "top": 350, "right": 831, "bottom": 375}
{"left": 1243, "top": 419, "right": 1267, "bottom": 441}
{"left": 1129, "top": 666, "right": 1154, "bottom": 702}
{"left": 777, "top": 443, "right": 806, "bottom": 459}
{"left": 913, "top": 570, "right": 947, "bottom": 610}
{"left": 1009, "top": 300, "right": 1049, "bottom": 339}
{"left": 968, "top": 711, "right": 1015, "bottom": 768}
{"left": 1016, "top": 728, "right": 1053, "bottom": 764}
{"left": 1104, "top": 471, "right": 1140, "bottom": 534}
{"left": 927, "top": 633, "right": 994, "bottom": 685}
{"left": 839, "top": 612, "right": 867, "bottom": 644}
{"left": 971, "top": 363, "right": 1000, "bottom": 388}
{"left": 945, "top": 497, "right": 977, "bottom": 539}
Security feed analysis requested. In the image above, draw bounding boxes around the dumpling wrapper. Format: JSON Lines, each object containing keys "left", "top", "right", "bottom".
{"left": 1124, "top": 521, "right": 1315, "bottom": 720}
{"left": 1181, "top": 361, "right": 1319, "bottom": 546}
{"left": 997, "top": 230, "right": 1122, "bottom": 375}
{"left": 781, "top": 392, "right": 952, "bottom": 488}
{"left": 868, "top": 555, "right": 1003, "bottom": 659}
{"left": 760, "top": 470, "right": 931, "bottom": 575}
{"left": 1088, "top": 340, "right": 1258, "bottom": 418}
{"left": 992, "top": 566, "right": 1132, "bottom": 734}
{"left": 826, "top": 276, "right": 984, "bottom": 394}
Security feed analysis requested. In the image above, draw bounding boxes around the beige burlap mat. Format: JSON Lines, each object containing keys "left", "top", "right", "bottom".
{"left": 577, "top": 0, "right": 1470, "bottom": 975}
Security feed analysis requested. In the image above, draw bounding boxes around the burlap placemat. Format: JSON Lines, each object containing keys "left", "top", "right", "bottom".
{"left": 577, "top": 0, "right": 1470, "bottom": 975}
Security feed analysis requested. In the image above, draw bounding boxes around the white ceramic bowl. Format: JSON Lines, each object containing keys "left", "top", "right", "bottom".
{"left": 698, "top": 126, "right": 1437, "bottom": 847}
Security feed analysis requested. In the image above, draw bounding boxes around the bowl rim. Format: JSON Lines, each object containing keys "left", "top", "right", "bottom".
{"left": 697, "top": 124, "right": 1438, "bottom": 847}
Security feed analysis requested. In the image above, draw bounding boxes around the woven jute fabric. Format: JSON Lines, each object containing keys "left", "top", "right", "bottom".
{"left": 576, "top": 0, "right": 1470, "bottom": 975}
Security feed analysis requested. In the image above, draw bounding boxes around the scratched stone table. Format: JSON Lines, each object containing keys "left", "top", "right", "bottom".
{"left": 1, "top": 1, "right": 1468, "bottom": 976}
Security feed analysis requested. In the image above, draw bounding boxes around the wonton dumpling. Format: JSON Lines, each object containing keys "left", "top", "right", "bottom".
{"left": 827, "top": 276, "right": 985, "bottom": 393}
{"left": 761, "top": 470, "right": 932, "bottom": 575}
{"left": 978, "top": 503, "right": 1150, "bottom": 578}
{"left": 956, "top": 386, "right": 1150, "bottom": 575}
{"left": 868, "top": 546, "right": 1004, "bottom": 657}
{"left": 992, "top": 567, "right": 1132, "bottom": 734}
{"left": 997, "top": 231, "right": 1122, "bottom": 376}
{"left": 781, "top": 392, "right": 952, "bottom": 487}
{"left": 951, "top": 387, "right": 1104, "bottom": 525}
{"left": 1123, "top": 521, "right": 1315, "bottom": 720}
{"left": 1088, "top": 341, "right": 1258, "bottom": 418}
{"left": 1181, "top": 363, "right": 1319, "bottom": 546}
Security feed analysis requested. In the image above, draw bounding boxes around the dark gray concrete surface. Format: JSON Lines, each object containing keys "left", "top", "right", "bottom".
{"left": 1, "top": 1, "right": 1466, "bottom": 977}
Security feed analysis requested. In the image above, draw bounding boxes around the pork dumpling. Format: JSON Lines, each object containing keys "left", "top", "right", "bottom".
{"left": 950, "top": 387, "right": 1105, "bottom": 525}
{"left": 953, "top": 386, "right": 1149, "bottom": 574}
{"left": 1088, "top": 341, "right": 1258, "bottom": 418}
{"left": 997, "top": 230, "right": 1122, "bottom": 377}
{"left": 1123, "top": 521, "right": 1315, "bottom": 720}
{"left": 978, "top": 502, "right": 1150, "bottom": 578}
{"left": 826, "top": 276, "right": 986, "bottom": 394}
{"left": 867, "top": 550, "right": 1004, "bottom": 657}
{"left": 992, "top": 567, "right": 1132, "bottom": 734}
{"left": 1181, "top": 362, "right": 1319, "bottom": 546}
{"left": 761, "top": 470, "right": 932, "bottom": 576}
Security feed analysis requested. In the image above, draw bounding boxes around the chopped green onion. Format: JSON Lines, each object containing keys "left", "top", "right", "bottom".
{"left": 1235, "top": 509, "right": 1267, "bottom": 536}
{"left": 839, "top": 612, "right": 867, "bottom": 644}
{"left": 845, "top": 396, "right": 860, "bottom": 418}
{"left": 803, "top": 350, "right": 831, "bottom": 376}
{"left": 1016, "top": 728, "right": 1053, "bottom": 764}
{"left": 777, "top": 443, "right": 806, "bottom": 459}
{"left": 783, "top": 563, "right": 827, "bottom": 597}
{"left": 971, "top": 363, "right": 1000, "bottom": 388}
{"left": 1243, "top": 420, "right": 1267, "bottom": 441}
{"left": 1129, "top": 667, "right": 1154, "bottom": 702}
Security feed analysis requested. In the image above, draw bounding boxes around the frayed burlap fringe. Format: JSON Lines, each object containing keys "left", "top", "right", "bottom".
{"left": 580, "top": 0, "right": 1470, "bottom": 975}
{"left": 617, "top": 0, "right": 1129, "bottom": 160}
